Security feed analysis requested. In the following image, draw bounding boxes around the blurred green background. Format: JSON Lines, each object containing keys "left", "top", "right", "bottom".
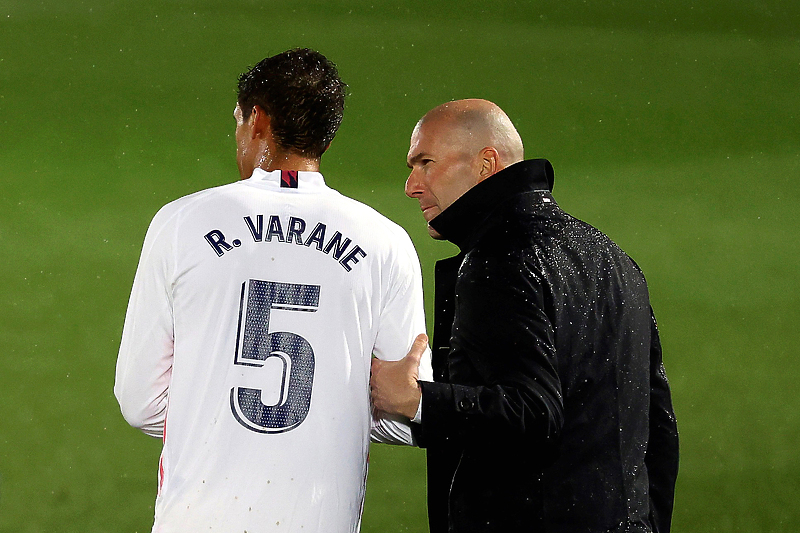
{"left": 1, "top": 1, "right": 798, "bottom": 531}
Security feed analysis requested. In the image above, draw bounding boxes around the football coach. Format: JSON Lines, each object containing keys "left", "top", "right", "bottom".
{"left": 371, "top": 99, "right": 679, "bottom": 533}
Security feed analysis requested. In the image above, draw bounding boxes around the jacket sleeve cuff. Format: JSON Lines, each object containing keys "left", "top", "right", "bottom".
{"left": 414, "top": 381, "right": 481, "bottom": 446}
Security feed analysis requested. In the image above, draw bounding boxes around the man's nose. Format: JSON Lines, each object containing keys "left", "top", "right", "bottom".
{"left": 405, "top": 171, "right": 421, "bottom": 199}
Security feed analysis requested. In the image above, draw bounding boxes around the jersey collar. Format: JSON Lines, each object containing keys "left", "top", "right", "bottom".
{"left": 244, "top": 168, "right": 329, "bottom": 192}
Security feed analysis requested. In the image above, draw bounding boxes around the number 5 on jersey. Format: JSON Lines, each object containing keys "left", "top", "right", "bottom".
{"left": 231, "top": 279, "right": 320, "bottom": 433}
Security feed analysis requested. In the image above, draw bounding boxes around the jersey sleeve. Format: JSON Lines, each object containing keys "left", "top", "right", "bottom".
{"left": 369, "top": 228, "right": 432, "bottom": 446}
{"left": 114, "top": 204, "right": 179, "bottom": 438}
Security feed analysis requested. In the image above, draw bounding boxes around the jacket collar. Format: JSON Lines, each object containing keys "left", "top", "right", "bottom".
{"left": 429, "top": 159, "right": 555, "bottom": 249}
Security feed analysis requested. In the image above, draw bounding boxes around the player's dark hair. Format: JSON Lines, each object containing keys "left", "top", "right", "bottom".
{"left": 237, "top": 48, "right": 347, "bottom": 159}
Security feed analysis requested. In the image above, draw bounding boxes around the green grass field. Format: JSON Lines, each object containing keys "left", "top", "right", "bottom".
{"left": 1, "top": 1, "right": 798, "bottom": 531}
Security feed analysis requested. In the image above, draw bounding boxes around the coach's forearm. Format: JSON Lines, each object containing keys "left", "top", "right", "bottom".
{"left": 417, "top": 380, "right": 563, "bottom": 447}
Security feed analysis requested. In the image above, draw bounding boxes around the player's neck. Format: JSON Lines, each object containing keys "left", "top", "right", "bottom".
{"left": 261, "top": 151, "right": 320, "bottom": 172}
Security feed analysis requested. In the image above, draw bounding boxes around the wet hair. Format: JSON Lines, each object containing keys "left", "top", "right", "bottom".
{"left": 237, "top": 48, "right": 347, "bottom": 159}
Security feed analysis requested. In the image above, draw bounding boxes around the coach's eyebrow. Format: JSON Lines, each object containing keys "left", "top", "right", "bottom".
{"left": 407, "top": 152, "right": 430, "bottom": 168}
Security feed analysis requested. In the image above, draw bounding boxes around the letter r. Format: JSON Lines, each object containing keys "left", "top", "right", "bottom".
{"left": 205, "top": 230, "right": 233, "bottom": 257}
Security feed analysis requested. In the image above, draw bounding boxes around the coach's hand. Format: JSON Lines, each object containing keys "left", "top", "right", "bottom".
{"left": 370, "top": 334, "right": 428, "bottom": 419}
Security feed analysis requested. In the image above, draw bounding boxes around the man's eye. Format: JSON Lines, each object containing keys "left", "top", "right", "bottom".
{"left": 421, "top": 159, "right": 433, "bottom": 165}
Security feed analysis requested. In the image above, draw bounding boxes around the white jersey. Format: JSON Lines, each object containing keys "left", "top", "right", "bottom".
{"left": 114, "top": 169, "right": 432, "bottom": 533}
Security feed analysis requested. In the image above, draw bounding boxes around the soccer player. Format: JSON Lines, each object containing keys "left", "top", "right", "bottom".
{"left": 114, "top": 48, "right": 431, "bottom": 533}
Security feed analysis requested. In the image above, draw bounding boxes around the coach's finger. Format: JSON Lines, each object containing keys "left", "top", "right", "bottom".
{"left": 405, "top": 333, "right": 429, "bottom": 367}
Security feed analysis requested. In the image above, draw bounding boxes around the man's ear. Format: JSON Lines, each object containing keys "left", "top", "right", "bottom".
{"left": 250, "top": 105, "right": 272, "bottom": 140}
{"left": 478, "top": 147, "right": 500, "bottom": 181}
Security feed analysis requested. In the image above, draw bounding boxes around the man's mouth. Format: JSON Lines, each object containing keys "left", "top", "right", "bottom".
{"left": 421, "top": 205, "right": 437, "bottom": 220}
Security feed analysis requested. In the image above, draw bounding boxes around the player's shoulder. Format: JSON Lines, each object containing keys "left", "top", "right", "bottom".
{"left": 332, "top": 191, "right": 414, "bottom": 244}
{"left": 160, "top": 181, "right": 240, "bottom": 211}
{"left": 147, "top": 182, "right": 241, "bottom": 227}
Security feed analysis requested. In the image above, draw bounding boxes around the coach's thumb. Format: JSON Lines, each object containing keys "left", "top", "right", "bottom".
{"left": 406, "top": 333, "right": 428, "bottom": 367}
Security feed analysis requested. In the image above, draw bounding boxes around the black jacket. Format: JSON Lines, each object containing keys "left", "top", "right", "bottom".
{"left": 412, "top": 160, "right": 679, "bottom": 533}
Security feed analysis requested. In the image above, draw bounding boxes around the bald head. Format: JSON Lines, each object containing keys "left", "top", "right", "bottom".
{"left": 417, "top": 99, "right": 524, "bottom": 169}
{"left": 405, "top": 99, "right": 526, "bottom": 239}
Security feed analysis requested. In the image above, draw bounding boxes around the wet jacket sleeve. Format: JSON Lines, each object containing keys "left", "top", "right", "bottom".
{"left": 415, "top": 252, "right": 563, "bottom": 453}
{"left": 646, "top": 309, "right": 680, "bottom": 533}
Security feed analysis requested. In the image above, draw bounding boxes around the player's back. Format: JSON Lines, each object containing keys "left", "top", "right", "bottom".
{"left": 117, "top": 169, "right": 424, "bottom": 532}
